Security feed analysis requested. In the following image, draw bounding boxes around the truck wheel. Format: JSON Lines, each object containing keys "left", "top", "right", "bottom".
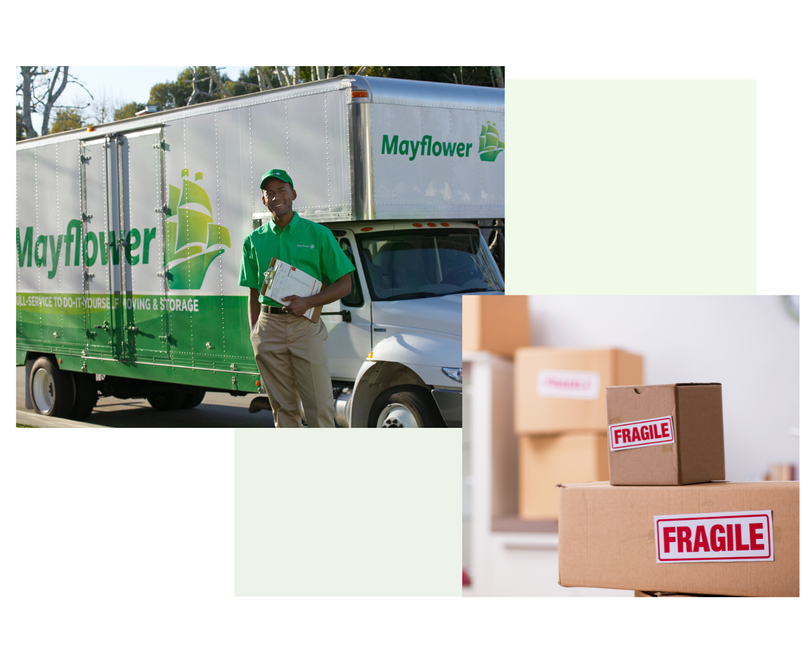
{"left": 181, "top": 390, "right": 206, "bottom": 409}
{"left": 29, "top": 357, "right": 75, "bottom": 418}
{"left": 368, "top": 386, "right": 443, "bottom": 428}
{"left": 69, "top": 372, "right": 99, "bottom": 421}
{"left": 146, "top": 386, "right": 186, "bottom": 411}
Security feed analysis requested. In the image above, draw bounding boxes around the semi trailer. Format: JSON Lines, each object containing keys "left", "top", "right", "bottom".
{"left": 16, "top": 74, "right": 505, "bottom": 427}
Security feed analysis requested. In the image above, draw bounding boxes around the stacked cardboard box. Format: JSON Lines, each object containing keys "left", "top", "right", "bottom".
{"left": 558, "top": 383, "right": 800, "bottom": 597}
{"left": 462, "top": 295, "right": 530, "bottom": 358}
{"left": 606, "top": 383, "right": 726, "bottom": 486}
{"left": 515, "top": 348, "right": 643, "bottom": 520}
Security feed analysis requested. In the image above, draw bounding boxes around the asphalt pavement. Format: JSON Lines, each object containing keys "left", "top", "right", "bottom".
{"left": 16, "top": 366, "right": 275, "bottom": 428}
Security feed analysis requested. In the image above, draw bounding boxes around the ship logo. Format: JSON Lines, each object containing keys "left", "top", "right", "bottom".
{"left": 478, "top": 122, "right": 505, "bottom": 162}
{"left": 164, "top": 169, "right": 231, "bottom": 290}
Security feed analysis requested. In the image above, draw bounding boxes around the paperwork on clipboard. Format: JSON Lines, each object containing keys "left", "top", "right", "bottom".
{"left": 260, "top": 257, "right": 323, "bottom": 322}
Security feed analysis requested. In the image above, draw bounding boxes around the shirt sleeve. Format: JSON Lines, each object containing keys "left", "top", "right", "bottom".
{"left": 318, "top": 227, "right": 356, "bottom": 285}
{"left": 238, "top": 234, "right": 261, "bottom": 289}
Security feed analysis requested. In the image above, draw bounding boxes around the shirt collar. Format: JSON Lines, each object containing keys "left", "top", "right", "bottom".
{"left": 270, "top": 211, "right": 300, "bottom": 236}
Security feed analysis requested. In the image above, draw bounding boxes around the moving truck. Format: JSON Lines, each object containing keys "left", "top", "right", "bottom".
{"left": 16, "top": 75, "right": 505, "bottom": 427}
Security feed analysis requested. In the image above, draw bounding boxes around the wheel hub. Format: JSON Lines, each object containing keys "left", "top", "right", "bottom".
{"left": 32, "top": 368, "right": 56, "bottom": 414}
{"left": 377, "top": 403, "right": 420, "bottom": 428}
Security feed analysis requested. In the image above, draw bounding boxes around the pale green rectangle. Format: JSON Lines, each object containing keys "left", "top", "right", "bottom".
{"left": 235, "top": 428, "right": 461, "bottom": 596}
{"left": 506, "top": 80, "right": 756, "bottom": 294}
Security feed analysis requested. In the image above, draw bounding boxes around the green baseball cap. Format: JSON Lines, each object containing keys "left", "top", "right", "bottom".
{"left": 260, "top": 168, "right": 294, "bottom": 191}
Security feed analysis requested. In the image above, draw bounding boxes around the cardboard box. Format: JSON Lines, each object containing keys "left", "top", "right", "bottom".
{"left": 634, "top": 591, "right": 731, "bottom": 597}
{"left": 606, "top": 383, "right": 725, "bottom": 485}
{"left": 519, "top": 432, "right": 608, "bottom": 520}
{"left": 558, "top": 481, "right": 799, "bottom": 597}
{"left": 462, "top": 295, "right": 530, "bottom": 357}
{"left": 514, "top": 348, "right": 644, "bottom": 434}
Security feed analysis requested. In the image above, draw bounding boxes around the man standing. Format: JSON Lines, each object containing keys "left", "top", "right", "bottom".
{"left": 239, "top": 169, "right": 354, "bottom": 428}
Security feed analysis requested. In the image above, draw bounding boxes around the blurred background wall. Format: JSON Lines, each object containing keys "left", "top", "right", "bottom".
{"left": 526, "top": 295, "right": 799, "bottom": 481}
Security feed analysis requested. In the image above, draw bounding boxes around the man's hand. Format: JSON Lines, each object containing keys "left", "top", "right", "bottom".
{"left": 278, "top": 274, "right": 353, "bottom": 318}
{"left": 281, "top": 294, "right": 312, "bottom": 317}
{"left": 282, "top": 274, "right": 353, "bottom": 317}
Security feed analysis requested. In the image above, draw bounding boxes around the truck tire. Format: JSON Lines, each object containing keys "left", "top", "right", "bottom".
{"left": 368, "top": 385, "right": 443, "bottom": 428}
{"left": 29, "top": 356, "right": 75, "bottom": 418}
{"left": 181, "top": 390, "right": 206, "bottom": 409}
{"left": 69, "top": 372, "right": 99, "bottom": 421}
{"left": 146, "top": 386, "right": 187, "bottom": 411}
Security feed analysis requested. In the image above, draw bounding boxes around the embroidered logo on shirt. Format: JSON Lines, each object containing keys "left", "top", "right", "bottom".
{"left": 297, "top": 244, "right": 316, "bottom": 249}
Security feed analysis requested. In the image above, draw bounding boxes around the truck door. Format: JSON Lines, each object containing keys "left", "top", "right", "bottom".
{"left": 84, "top": 128, "right": 169, "bottom": 361}
{"left": 321, "top": 230, "right": 372, "bottom": 381}
{"left": 80, "top": 136, "right": 115, "bottom": 358}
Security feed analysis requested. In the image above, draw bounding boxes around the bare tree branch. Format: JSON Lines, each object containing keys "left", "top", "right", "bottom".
{"left": 275, "top": 66, "right": 292, "bottom": 87}
{"left": 202, "top": 66, "right": 234, "bottom": 98}
{"left": 256, "top": 67, "right": 272, "bottom": 90}
{"left": 47, "top": 66, "right": 70, "bottom": 102}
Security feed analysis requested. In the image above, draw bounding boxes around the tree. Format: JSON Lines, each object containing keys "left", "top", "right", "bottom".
{"left": 50, "top": 108, "right": 84, "bottom": 133}
{"left": 147, "top": 67, "right": 240, "bottom": 109}
{"left": 359, "top": 66, "right": 504, "bottom": 88}
{"left": 228, "top": 67, "right": 282, "bottom": 95}
{"left": 16, "top": 107, "right": 24, "bottom": 141}
{"left": 88, "top": 87, "right": 124, "bottom": 125}
{"left": 16, "top": 66, "right": 91, "bottom": 138}
{"left": 114, "top": 101, "right": 146, "bottom": 121}
{"left": 148, "top": 68, "right": 195, "bottom": 109}
{"left": 289, "top": 66, "right": 504, "bottom": 88}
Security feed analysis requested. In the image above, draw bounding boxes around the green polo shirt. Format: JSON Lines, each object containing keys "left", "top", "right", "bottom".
{"left": 239, "top": 212, "right": 355, "bottom": 307}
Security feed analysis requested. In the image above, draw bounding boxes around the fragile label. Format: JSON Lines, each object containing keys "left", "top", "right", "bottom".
{"left": 654, "top": 510, "right": 774, "bottom": 563}
{"left": 537, "top": 370, "right": 600, "bottom": 400}
{"left": 609, "top": 416, "right": 674, "bottom": 451}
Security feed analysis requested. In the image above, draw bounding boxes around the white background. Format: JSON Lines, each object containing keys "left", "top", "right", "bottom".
{"left": 6, "top": 2, "right": 808, "bottom": 660}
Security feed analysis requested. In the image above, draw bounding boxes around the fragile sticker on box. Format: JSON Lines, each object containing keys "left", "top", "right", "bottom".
{"left": 654, "top": 510, "right": 774, "bottom": 563}
{"left": 609, "top": 416, "right": 675, "bottom": 451}
{"left": 537, "top": 369, "right": 600, "bottom": 400}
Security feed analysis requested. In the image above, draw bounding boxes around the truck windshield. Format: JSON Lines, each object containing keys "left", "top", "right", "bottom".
{"left": 356, "top": 229, "right": 504, "bottom": 301}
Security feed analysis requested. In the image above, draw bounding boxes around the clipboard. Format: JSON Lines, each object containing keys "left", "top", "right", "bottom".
{"left": 260, "top": 257, "right": 323, "bottom": 323}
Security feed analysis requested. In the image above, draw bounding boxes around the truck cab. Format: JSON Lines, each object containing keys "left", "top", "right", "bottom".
{"left": 251, "top": 217, "right": 504, "bottom": 427}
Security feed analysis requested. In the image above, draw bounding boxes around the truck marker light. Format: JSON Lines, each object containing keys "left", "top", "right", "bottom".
{"left": 413, "top": 223, "right": 423, "bottom": 228}
{"left": 360, "top": 227, "right": 373, "bottom": 232}
{"left": 654, "top": 511, "right": 773, "bottom": 562}
{"left": 608, "top": 416, "right": 674, "bottom": 451}
{"left": 351, "top": 91, "right": 368, "bottom": 98}
{"left": 427, "top": 223, "right": 436, "bottom": 227}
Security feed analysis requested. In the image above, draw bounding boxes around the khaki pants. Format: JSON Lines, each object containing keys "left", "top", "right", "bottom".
{"left": 250, "top": 311, "right": 334, "bottom": 428}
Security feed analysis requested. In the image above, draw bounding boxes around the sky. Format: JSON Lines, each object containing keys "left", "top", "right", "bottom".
{"left": 65, "top": 66, "right": 250, "bottom": 106}
{"left": 18, "top": 66, "right": 251, "bottom": 130}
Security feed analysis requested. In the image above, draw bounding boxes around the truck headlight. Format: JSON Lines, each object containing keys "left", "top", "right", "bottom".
{"left": 442, "top": 367, "right": 462, "bottom": 383}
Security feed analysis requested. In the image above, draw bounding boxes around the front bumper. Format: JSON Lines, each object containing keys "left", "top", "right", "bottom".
{"left": 431, "top": 388, "right": 461, "bottom": 428}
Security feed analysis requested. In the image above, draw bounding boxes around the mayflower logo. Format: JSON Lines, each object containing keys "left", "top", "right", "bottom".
{"left": 380, "top": 120, "right": 504, "bottom": 163}
{"left": 297, "top": 244, "right": 316, "bottom": 249}
{"left": 478, "top": 122, "right": 505, "bottom": 162}
{"left": 164, "top": 169, "right": 231, "bottom": 290}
